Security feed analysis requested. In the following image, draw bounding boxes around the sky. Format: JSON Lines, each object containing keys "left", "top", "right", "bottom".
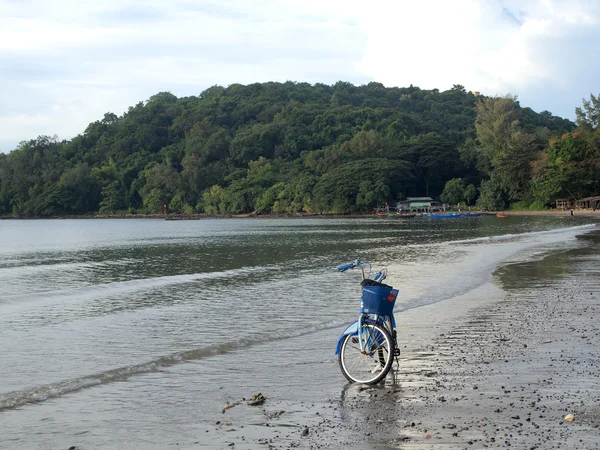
{"left": 1, "top": 0, "right": 600, "bottom": 152}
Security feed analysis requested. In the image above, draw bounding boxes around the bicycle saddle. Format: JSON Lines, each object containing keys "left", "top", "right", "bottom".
{"left": 360, "top": 279, "right": 393, "bottom": 289}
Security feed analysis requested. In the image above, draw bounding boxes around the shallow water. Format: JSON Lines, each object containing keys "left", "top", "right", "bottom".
{"left": 0, "top": 216, "right": 598, "bottom": 449}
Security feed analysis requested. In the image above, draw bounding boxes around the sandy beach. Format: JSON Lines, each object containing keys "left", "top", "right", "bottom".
{"left": 499, "top": 209, "right": 600, "bottom": 218}
{"left": 2, "top": 218, "right": 599, "bottom": 450}
{"left": 207, "top": 229, "right": 600, "bottom": 450}
{"left": 300, "top": 231, "right": 600, "bottom": 449}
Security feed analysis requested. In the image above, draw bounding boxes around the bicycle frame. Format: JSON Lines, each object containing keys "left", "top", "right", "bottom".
{"left": 334, "top": 260, "right": 397, "bottom": 356}
{"left": 335, "top": 259, "right": 401, "bottom": 385}
{"left": 334, "top": 313, "right": 396, "bottom": 355}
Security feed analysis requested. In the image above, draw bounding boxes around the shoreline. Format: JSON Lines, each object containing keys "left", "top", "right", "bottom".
{"left": 2, "top": 219, "right": 599, "bottom": 449}
{"left": 193, "top": 229, "right": 600, "bottom": 450}
{"left": 500, "top": 209, "right": 600, "bottom": 217}
{"left": 1, "top": 209, "right": 600, "bottom": 221}
{"left": 0, "top": 212, "right": 363, "bottom": 220}
{"left": 297, "top": 230, "right": 600, "bottom": 449}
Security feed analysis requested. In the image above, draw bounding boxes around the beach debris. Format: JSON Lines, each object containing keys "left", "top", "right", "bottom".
{"left": 264, "top": 410, "right": 285, "bottom": 419}
{"left": 222, "top": 401, "right": 239, "bottom": 413}
{"left": 301, "top": 426, "right": 309, "bottom": 437}
{"left": 247, "top": 393, "right": 265, "bottom": 406}
{"left": 564, "top": 413, "right": 575, "bottom": 422}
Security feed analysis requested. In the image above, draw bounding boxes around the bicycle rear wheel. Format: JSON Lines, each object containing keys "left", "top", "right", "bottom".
{"left": 338, "top": 322, "right": 393, "bottom": 384}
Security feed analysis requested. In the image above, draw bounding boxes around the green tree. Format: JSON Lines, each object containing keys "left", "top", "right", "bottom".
{"left": 169, "top": 192, "right": 185, "bottom": 212}
{"left": 464, "top": 184, "right": 477, "bottom": 205}
{"left": 255, "top": 182, "right": 286, "bottom": 213}
{"left": 0, "top": 82, "right": 576, "bottom": 217}
{"left": 474, "top": 95, "right": 521, "bottom": 175}
{"left": 58, "top": 163, "right": 102, "bottom": 212}
{"left": 202, "top": 185, "right": 224, "bottom": 214}
{"left": 356, "top": 180, "right": 390, "bottom": 210}
{"left": 138, "top": 162, "right": 179, "bottom": 212}
{"left": 99, "top": 181, "right": 126, "bottom": 214}
{"left": 476, "top": 176, "right": 505, "bottom": 211}
{"left": 473, "top": 95, "right": 540, "bottom": 202}
{"left": 312, "top": 158, "right": 413, "bottom": 213}
{"left": 575, "top": 93, "right": 600, "bottom": 129}
{"left": 440, "top": 178, "right": 465, "bottom": 205}
{"left": 220, "top": 178, "right": 255, "bottom": 213}
{"left": 531, "top": 131, "right": 600, "bottom": 205}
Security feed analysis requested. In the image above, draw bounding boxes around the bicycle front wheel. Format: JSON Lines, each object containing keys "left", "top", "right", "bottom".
{"left": 338, "top": 322, "right": 393, "bottom": 384}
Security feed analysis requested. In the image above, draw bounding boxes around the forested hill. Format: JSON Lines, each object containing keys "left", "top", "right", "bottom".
{"left": 0, "top": 82, "right": 580, "bottom": 216}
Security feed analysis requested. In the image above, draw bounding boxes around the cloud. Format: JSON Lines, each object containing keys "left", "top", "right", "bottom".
{"left": 1, "top": 0, "right": 599, "bottom": 151}
{"left": 0, "top": 0, "right": 368, "bottom": 149}
{"left": 358, "top": 0, "right": 600, "bottom": 115}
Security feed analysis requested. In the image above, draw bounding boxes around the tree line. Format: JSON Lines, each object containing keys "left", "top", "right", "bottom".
{"left": 441, "top": 93, "right": 600, "bottom": 210}
{"left": 0, "top": 81, "right": 592, "bottom": 217}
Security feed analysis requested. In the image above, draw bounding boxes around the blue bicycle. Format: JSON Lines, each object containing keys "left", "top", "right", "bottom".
{"left": 335, "top": 260, "right": 400, "bottom": 384}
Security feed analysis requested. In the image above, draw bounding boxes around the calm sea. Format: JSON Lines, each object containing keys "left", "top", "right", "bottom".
{"left": 0, "top": 216, "right": 597, "bottom": 449}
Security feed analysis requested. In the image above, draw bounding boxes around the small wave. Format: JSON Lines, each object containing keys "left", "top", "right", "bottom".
{"left": 386, "top": 225, "right": 598, "bottom": 313}
{"left": 445, "top": 224, "right": 597, "bottom": 245}
{"left": 0, "top": 260, "right": 100, "bottom": 274}
{"left": 0, "top": 266, "right": 279, "bottom": 306}
{"left": 0, "top": 318, "right": 348, "bottom": 412}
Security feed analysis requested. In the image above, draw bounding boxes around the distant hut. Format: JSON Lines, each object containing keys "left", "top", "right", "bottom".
{"left": 555, "top": 198, "right": 574, "bottom": 210}
{"left": 396, "top": 197, "right": 446, "bottom": 212}
{"left": 575, "top": 196, "right": 600, "bottom": 210}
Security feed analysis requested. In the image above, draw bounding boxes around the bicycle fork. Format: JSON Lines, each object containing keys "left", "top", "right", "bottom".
{"left": 357, "top": 316, "right": 400, "bottom": 357}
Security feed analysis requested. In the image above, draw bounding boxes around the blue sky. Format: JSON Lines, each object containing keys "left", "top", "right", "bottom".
{"left": 1, "top": 0, "right": 599, "bottom": 152}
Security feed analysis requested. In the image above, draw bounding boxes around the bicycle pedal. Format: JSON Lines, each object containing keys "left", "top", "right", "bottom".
{"left": 394, "top": 348, "right": 400, "bottom": 356}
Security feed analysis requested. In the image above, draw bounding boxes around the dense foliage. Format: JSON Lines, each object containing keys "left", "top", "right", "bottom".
{"left": 0, "top": 82, "right": 580, "bottom": 216}
{"left": 530, "top": 94, "right": 600, "bottom": 206}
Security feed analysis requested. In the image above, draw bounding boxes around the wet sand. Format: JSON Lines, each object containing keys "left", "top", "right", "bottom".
{"left": 299, "top": 232, "right": 600, "bottom": 449}
{"left": 308, "top": 282, "right": 599, "bottom": 449}
{"left": 500, "top": 209, "right": 600, "bottom": 218}
{"left": 208, "top": 231, "right": 600, "bottom": 450}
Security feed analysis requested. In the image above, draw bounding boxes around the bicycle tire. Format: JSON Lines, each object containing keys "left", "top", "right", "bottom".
{"left": 338, "top": 322, "right": 394, "bottom": 384}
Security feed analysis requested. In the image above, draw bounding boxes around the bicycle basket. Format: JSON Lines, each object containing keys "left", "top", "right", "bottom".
{"left": 361, "top": 285, "right": 398, "bottom": 316}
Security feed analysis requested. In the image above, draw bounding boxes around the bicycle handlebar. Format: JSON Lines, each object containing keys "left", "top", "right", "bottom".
{"left": 337, "top": 259, "right": 362, "bottom": 272}
{"left": 337, "top": 260, "right": 387, "bottom": 282}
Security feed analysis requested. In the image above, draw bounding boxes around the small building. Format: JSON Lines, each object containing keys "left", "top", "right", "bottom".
{"left": 575, "top": 196, "right": 600, "bottom": 210}
{"left": 555, "top": 199, "right": 574, "bottom": 210}
{"left": 396, "top": 197, "right": 447, "bottom": 212}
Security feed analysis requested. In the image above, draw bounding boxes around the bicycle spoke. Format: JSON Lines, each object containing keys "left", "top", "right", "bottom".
{"left": 339, "top": 323, "right": 393, "bottom": 384}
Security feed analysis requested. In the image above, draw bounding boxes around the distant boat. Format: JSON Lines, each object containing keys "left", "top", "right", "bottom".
{"left": 429, "top": 213, "right": 460, "bottom": 219}
{"left": 496, "top": 212, "right": 509, "bottom": 218}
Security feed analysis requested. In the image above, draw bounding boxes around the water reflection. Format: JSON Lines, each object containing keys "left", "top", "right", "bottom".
{"left": 495, "top": 229, "right": 600, "bottom": 290}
